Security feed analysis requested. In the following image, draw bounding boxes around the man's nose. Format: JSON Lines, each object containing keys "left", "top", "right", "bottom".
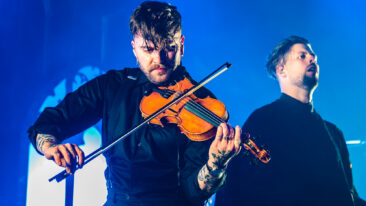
{"left": 151, "top": 50, "right": 161, "bottom": 64}
{"left": 309, "top": 54, "right": 316, "bottom": 64}
{"left": 152, "top": 50, "right": 166, "bottom": 64}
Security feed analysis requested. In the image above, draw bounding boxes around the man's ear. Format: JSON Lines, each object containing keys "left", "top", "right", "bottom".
{"left": 131, "top": 40, "right": 136, "bottom": 57}
{"left": 276, "top": 65, "right": 286, "bottom": 78}
{"left": 180, "top": 35, "right": 185, "bottom": 56}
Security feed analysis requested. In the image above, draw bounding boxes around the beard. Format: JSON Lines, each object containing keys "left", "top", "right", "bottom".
{"left": 139, "top": 62, "right": 176, "bottom": 85}
{"left": 147, "top": 68, "right": 172, "bottom": 84}
{"left": 303, "top": 75, "right": 318, "bottom": 90}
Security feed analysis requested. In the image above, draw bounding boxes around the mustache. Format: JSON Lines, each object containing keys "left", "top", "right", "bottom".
{"left": 151, "top": 64, "right": 166, "bottom": 70}
{"left": 307, "top": 63, "right": 318, "bottom": 71}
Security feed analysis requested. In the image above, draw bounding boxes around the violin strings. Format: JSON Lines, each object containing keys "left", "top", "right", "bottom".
{"left": 184, "top": 99, "right": 224, "bottom": 125}
{"left": 169, "top": 89, "right": 223, "bottom": 127}
{"left": 186, "top": 100, "right": 224, "bottom": 126}
{"left": 163, "top": 90, "right": 225, "bottom": 126}
{"left": 166, "top": 89, "right": 225, "bottom": 125}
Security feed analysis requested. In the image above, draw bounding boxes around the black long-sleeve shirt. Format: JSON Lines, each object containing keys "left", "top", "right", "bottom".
{"left": 216, "top": 93, "right": 365, "bottom": 206}
{"left": 28, "top": 66, "right": 221, "bottom": 206}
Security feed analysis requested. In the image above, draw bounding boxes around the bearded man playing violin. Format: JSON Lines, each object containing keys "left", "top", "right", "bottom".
{"left": 27, "top": 1, "right": 241, "bottom": 206}
{"left": 216, "top": 36, "right": 366, "bottom": 206}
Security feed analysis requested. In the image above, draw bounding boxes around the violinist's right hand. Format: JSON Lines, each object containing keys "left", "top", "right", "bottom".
{"left": 36, "top": 134, "right": 84, "bottom": 174}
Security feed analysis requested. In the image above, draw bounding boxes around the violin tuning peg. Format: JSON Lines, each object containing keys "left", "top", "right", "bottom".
{"left": 244, "top": 133, "right": 258, "bottom": 141}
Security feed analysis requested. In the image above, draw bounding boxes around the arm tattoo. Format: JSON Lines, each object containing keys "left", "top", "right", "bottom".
{"left": 36, "top": 134, "right": 57, "bottom": 153}
{"left": 197, "top": 163, "right": 224, "bottom": 193}
{"left": 197, "top": 149, "right": 230, "bottom": 193}
{"left": 211, "top": 149, "right": 228, "bottom": 168}
{"left": 197, "top": 165, "right": 206, "bottom": 181}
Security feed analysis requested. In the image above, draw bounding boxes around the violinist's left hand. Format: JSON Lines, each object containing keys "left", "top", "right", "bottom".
{"left": 207, "top": 123, "right": 242, "bottom": 171}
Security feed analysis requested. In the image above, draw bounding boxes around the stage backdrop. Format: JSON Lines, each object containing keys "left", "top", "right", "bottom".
{"left": 2, "top": 0, "right": 365, "bottom": 205}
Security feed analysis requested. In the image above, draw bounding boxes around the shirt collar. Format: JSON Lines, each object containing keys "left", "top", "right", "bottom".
{"left": 279, "top": 93, "right": 314, "bottom": 113}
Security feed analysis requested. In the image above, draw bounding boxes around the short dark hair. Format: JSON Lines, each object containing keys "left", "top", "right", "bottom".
{"left": 266, "top": 36, "right": 309, "bottom": 79}
{"left": 129, "top": 1, "right": 181, "bottom": 48}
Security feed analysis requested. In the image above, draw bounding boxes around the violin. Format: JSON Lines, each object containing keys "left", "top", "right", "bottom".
{"left": 140, "top": 76, "right": 270, "bottom": 163}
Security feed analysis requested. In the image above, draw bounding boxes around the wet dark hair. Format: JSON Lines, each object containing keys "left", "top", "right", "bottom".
{"left": 266, "top": 35, "right": 309, "bottom": 79}
{"left": 129, "top": 1, "right": 181, "bottom": 48}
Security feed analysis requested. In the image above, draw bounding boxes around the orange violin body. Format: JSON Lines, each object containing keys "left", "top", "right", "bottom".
{"left": 140, "top": 77, "right": 228, "bottom": 141}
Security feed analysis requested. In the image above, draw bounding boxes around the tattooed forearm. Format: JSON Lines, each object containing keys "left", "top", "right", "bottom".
{"left": 197, "top": 163, "right": 224, "bottom": 193}
{"left": 197, "top": 149, "right": 232, "bottom": 192}
{"left": 36, "top": 134, "right": 57, "bottom": 153}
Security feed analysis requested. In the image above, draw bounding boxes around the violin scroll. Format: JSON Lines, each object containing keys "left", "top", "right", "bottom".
{"left": 242, "top": 133, "right": 271, "bottom": 164}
